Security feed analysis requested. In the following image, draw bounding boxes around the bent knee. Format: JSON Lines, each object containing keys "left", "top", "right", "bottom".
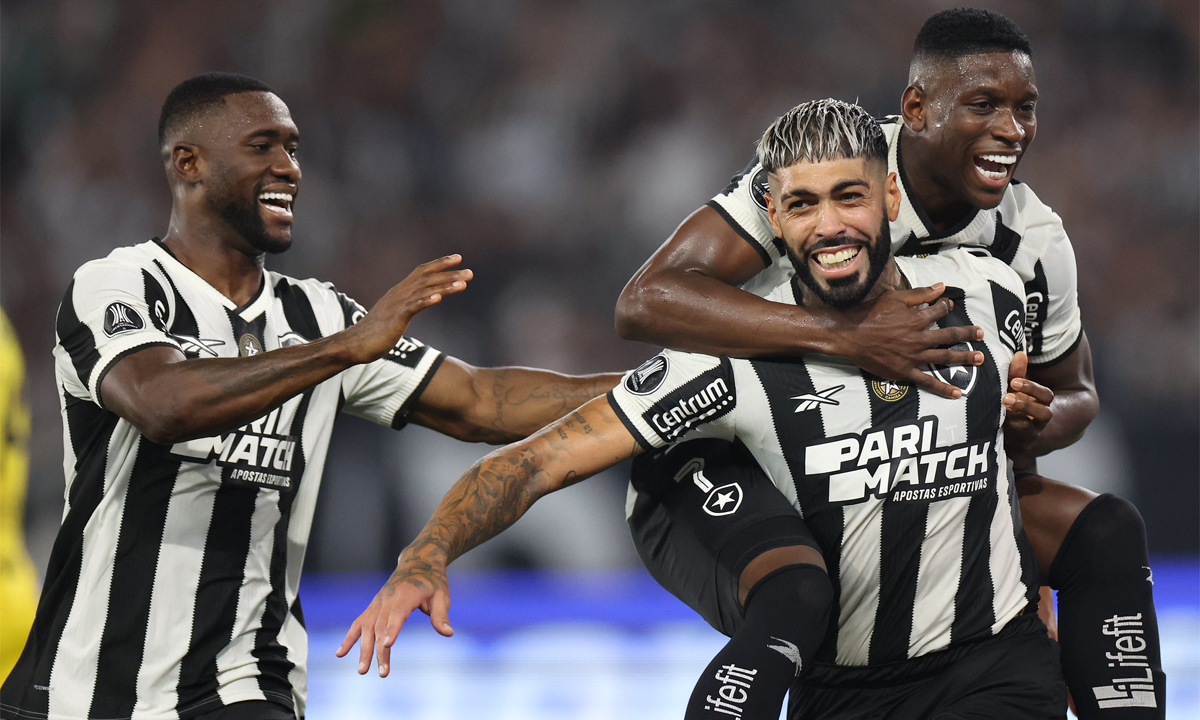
{"left": 738, "top": 545, "right": 829, "bottom": 606}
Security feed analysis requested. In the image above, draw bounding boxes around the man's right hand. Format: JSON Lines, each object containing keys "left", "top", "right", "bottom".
{"left": 834, "top": 283, "right": 984, "bottom": 399}
{"left": 338, "top": 254, "right": 473, "bottom": 364}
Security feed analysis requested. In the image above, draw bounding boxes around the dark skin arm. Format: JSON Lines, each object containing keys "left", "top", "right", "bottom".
{"left": 1021, "top": 332, "right": 1098, "bottom": 461}
{"left": 336, "top": 396, "right": 643, "bottom": 676}
{"left": 615, "top": 206, "right": 983, "bottom": 398}
{"left": 101, "top": 255, "right": 472, "bottom": 445}
{"left": 406, "top": 358, "right": 622, "bottom": 444}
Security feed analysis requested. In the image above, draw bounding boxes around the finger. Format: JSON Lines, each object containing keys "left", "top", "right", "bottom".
{"left": 1010, "top": 378, "right": 1054, "bottom": 404}
{"left": 907, "top": 369, "right": 962, "bottom": 400}
{"left": 358, "top": 622, "right": 376, "bottom": 675}
{"left": 1008, "top": 351, "right": 1029, "bottom": 383}
{"left": 412, "top": 254, "right": 463, "bottom": 275}
{"left": 917, "top": 347, "right": 985, "bottom": 368}
{"left": 1004, "top": 393, "right": 1053, "bottom": 423}
{"left": 897, "top": 283, "right": 946, "bottom": 308}
{"left": 410, "top": 268, "right": 474, "bottom": 290}
{"left": 376, "top": 610, "right": 405, "bottom": 678}
{"left": 923, "top": 324, "right": 984, "bottom": 346}
{"left": 916, "top": 297, "right": 953, "bottom": 324}
{"left": 430, "top": 590, "right": 454, "bottom": 637}
{"left": 336, "top": 622, "right": 362, "bottom": 658}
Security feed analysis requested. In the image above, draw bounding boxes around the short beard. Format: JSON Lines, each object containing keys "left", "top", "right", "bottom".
{"left": 795, "top": 216, "right": 891, "bottom": 309}
{"left": 205, "top": 169, "right": 290, "bottom": 255}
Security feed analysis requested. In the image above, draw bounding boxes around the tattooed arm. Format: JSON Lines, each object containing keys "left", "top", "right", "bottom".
{"left": 337, "top": 395, "right": 643, "bottom": 676}
{"left": 406, "top": 357, "right": 623, "bottom": 443}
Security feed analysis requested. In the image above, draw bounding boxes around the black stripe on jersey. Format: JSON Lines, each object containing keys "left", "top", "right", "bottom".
{"left": 720, "top": 156, "right": 758, "bottom": 196}
{"left": 1023, "top": 260, "right": 1049, "bottom": 358}
{"left": 152, "top": 259, "right": 202, "bottom": 341}
{"left": 274, "top": 277, "right": 323, "bottom": 342}
{"left": 332, "top": 287, "right": 367, "bottom": 330}
{"left": 89, "top": 441, "right": 184, "bottom": 719}
{"left": 704, "top": 200, "right": 773, "bottom": 268}
{"left": 748, "top": 358, "right": 843, "bottom": 663}
{"left": 946, "top": 288, "right": 1004, "bottom": 644}
{"left": 56, "top": 280, "right": 101, "bottom": 388}
{"left": 144, "top": 268, "right": 171, "bottom": 331}
{"left": 1030, "top": 328, "right": 1082, "bottom": 369}
{"left": 252, "top": 391, "right": 314, "bottom": 707}
{"left": 865, "top": 376, "right": 925, "bottom": 665}
{"left": 391, "top": 353, "right": 446, "bottom": 430}
{"left": 989, "top": 280, "right": 1026, "bottom": 355}
{"left": 177, "top": 483, "right": 262, "bottom": 715}
{"left": 0, "top": 393, "right": 119, "bottom": 715}
{"left": 991, "top": 214, "right": 1022, "bottom": 266}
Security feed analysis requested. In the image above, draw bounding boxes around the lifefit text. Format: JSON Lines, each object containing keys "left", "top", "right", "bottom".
{"left": 1091, "top": 613, "right": 1157, "bottom": 709}
{"left": 805, "top": 416, "right": 992, "bottom": 505}
{"left": 704, "top": 663, "right": 758, "bottom": 718}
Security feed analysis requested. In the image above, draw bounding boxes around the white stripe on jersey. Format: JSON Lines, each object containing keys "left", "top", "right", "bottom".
{"left": 730, "top": 364, "right": 800, "bottom": 511}
{"left": 135, "top": 467, "right": 216, "bottom": 716}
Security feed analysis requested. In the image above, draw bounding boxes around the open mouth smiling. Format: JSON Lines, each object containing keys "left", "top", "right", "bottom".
{"left": 811, "top": 244, "right": 866, "bottom": 279}
{"left": 972, "top": 153, "right": 1017, "bottom": 185}
{"left": 258, "top": 191, "right": 294, "bottom": 219}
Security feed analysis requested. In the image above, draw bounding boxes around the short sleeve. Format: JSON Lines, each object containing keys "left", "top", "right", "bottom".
{"left": 55, "top": 258, "right": 183, "bottom": 406}
{"left": 707, "top": 158, "right": 782, "bottom": 268}
{"left": 607, "top": 350, "right": 737, "bottom": 450}
{"left": 1021, "top": 210, "right": 1083, "bottom": 365}
{"left": 336, "top": 289, "right": 444, "bottom": 428}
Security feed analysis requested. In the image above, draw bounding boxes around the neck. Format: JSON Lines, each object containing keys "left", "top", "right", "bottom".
{"left": 161, "top": 207, "right": 265, "bottom": 306}
{"left": 898, "top": 128, "right": 973, "bottom": 233}
{"left": 795, "top": 259, "right": 906, "bottom": 310}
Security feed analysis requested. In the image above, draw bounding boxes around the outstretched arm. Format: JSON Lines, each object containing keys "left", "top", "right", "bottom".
{"left": 337, "top": 395, "right": 643, "bottom": 676}
{"left": 102, "top": 255, "right": 471, "bottom": 444}
{"left": 406, "top": 358, "right": 622, "bottom": 444}
{"left": 614, "top": 206, "right": 982, "bottom": 398}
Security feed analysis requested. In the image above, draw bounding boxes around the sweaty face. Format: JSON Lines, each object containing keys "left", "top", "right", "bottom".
{"left": 916, "top": 51, "right": 1037, "bottom": 209}
{"left": 766, "top": 157, "right": 897, "bottom": 310}
{"left": 198, "top": 92, "right": 300, "bottom": 254}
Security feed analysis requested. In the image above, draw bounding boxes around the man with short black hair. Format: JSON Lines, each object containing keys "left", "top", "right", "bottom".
{"left": 616, "top": 9, "right": 1164, "bottom": 717}
{"left": 0, "top": 72, "right": 619, "bottom": 720}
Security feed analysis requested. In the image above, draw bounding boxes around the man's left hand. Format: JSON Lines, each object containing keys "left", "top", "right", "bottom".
{"left": 1003, "top": 351, "right": 1054, "bottom": 466}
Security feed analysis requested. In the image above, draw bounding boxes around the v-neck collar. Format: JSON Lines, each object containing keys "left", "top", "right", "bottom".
{"left": 148, "top": 238, "right": 271, "bottom": 319}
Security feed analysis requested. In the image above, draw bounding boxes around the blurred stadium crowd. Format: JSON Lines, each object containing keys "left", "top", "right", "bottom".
{"left": 2, "top": 0, "right": 1196, "bottom": 576}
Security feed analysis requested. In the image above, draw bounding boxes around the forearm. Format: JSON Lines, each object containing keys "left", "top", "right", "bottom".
{"left": 106, "top": 337, "right": 357, "bottom": 444}
{"left": 477, "top": 368, "right": 623, "bottom": 442}
{"left": 617, "top": 269, "right": 841, "bottom": 357}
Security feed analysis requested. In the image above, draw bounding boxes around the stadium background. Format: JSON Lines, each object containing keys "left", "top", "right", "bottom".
{"left": 1, "top": 0, "right": 1196, "bottom": 717}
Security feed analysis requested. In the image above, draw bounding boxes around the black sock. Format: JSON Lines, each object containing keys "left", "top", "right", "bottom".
{"left": 1049, "top": 494, "right": 1166, "bottom": 718}
{"left": 684, "top": 564, "right": 832, "bottom": 720}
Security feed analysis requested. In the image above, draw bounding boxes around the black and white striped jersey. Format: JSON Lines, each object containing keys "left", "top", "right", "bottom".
{"left": 609, "top": 249, "right": 1038, "bottom": 667}
{"left": 709, "top": 116, "right": 1082, "bottom": 366}
{"left": 3, "top": 239, "right": 442, "bottom": 720}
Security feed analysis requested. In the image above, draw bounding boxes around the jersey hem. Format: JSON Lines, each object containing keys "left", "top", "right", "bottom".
{"left": 704, "top": 200, "right": 773, "bottom": 268}
{"left": 389, "top": 353, "right": 445, "bottom": 430}
{"left": 91, "top": 341, "right": 183, "bottom": 409}
{"left": 1028, "top": 328, "right": 1082, "bottom": 368}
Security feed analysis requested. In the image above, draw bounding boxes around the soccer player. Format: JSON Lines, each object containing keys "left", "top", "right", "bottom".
{"left": 0, "top": 73, "right": 620, "bottom": 720}
{"left": 615, "top": 9, "right": 1163, "bottom": 717}
{"left": 344, "top": 99, "right": 1067, "bottom": 719}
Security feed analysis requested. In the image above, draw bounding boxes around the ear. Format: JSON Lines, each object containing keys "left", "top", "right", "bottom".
{"left": 765, "top": 190, "right": 783, "bottom": 239}
{"left": 900, "top": 85, "right": 926, "bottom": 133}
{"left": 885, "top": 172, "right": 901, "bottom": 222}
{"left": 170, "top": 142, "right": 204, "bottom": 184}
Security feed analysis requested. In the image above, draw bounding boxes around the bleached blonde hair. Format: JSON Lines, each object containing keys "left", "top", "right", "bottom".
{"left": 756, "top": 99, "right": 887, "bottom": 174}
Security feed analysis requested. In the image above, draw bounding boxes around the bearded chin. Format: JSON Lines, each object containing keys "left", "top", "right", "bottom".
{"left": 206, "top": 182, "right": 290, "bottom": 255}
{"left": 797, "top": 216, "right": 891, "bottom": 310}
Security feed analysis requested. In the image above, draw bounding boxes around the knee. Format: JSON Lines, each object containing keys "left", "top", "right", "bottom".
{"left": 1075, "top": 494, "right": 1147, "bottom": 546}
{"left": 744, "top": 562, "right": 835, "bottom": 628}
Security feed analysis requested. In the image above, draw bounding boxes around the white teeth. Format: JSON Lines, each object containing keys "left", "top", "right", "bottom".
{"left": 978, "top": 154, "right": 1017, "bottom": 165}
{"left": 258, "top": 192, "right": 293, "bottom": 203}
{"left": 978, "top": 168, "right": 1008, "bottom": 180}
{"left": 816, "top": 247, "right": 860, "bottom": 268}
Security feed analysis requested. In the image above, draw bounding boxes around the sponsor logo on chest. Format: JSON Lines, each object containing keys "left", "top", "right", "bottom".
{"left": 169, "top": 404, "right": 300, "bottom": 490}
{"left": 805, "top": 416, "right": 993, "bottom": 505}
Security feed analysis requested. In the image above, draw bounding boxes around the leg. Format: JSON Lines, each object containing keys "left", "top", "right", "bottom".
{"left": 1019, "top": 475, "right": 1165, "bottom": 718}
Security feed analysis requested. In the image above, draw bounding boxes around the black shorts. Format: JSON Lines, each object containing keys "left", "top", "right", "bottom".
{"left": 789, "top": 613, "right": 1067, "bottom": 720}
{"left": 194, "top": 700, "right": 297, "bottom": 720}
{"left": 627, "top": 438, "right": 822, "bottom": 637}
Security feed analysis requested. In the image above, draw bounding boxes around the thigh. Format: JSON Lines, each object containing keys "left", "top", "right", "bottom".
{"left": 194, "top": 700, "right": 297, "bottom": 720}
{"left": 926, "top": 627, "right": 1067, "bottom": 719}
{"left": 628, "top": 438, "right": 821, "bottom": 635}
{"left": 1015, "top": 473, "right": 1097, "bottom": 581}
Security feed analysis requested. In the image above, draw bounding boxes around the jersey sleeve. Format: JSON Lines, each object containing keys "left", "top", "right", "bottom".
{"left": 55, "top": 257, "right": 184, "bottom": 406}
{"left": 1016, "top": 194, "right": 1083, "bottom": 365}
{"left": 334, "top": 291, "right": 445, "bottom": 429}
{"left": 707, "top": 158, "right": 783, "bottom": 268}
{"left": 607, "top": 350, "right": 737, "bottom": 450}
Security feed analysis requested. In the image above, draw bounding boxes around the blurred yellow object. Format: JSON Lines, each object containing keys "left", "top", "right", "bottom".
{"left": 0, "top": 309, "right": 37, "bottom": 683}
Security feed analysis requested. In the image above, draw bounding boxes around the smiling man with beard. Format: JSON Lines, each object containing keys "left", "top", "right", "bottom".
{"left": 345, "top": 99, "right": 1067, "bottom": 719}
{"left": 0, "top": 73, "right": 621, "bottom": 720}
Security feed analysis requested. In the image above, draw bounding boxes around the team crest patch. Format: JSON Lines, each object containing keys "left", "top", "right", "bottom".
{"left": 238, "top": 333, "right": 264, "bottom": 357}
{"left": 926, "top": 342, "right": 978, "bottom": 395}
{"left": 750, "top": 168, "right": 770, "bottom": 210}
{"left": 626, "top": 355, "right": 669, "bottom": 396}
{"left": 103, "top": 302, "right": 145, "bottom": 336}
{"left": 870, "top": 378, "right": 909, "bottom": 402}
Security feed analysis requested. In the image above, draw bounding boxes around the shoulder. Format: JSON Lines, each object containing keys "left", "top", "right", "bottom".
{"left": 898, "top": 248, "right": 1023, "bottom": 299}
{"left": 1000, "top": 180, "right": 1066, "bottom": 237}
{"left": 71, "top": 242, "right": 160, "bottom": 285}
{"left": 267, "top": 272, "right": 362, "bottom": 337}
